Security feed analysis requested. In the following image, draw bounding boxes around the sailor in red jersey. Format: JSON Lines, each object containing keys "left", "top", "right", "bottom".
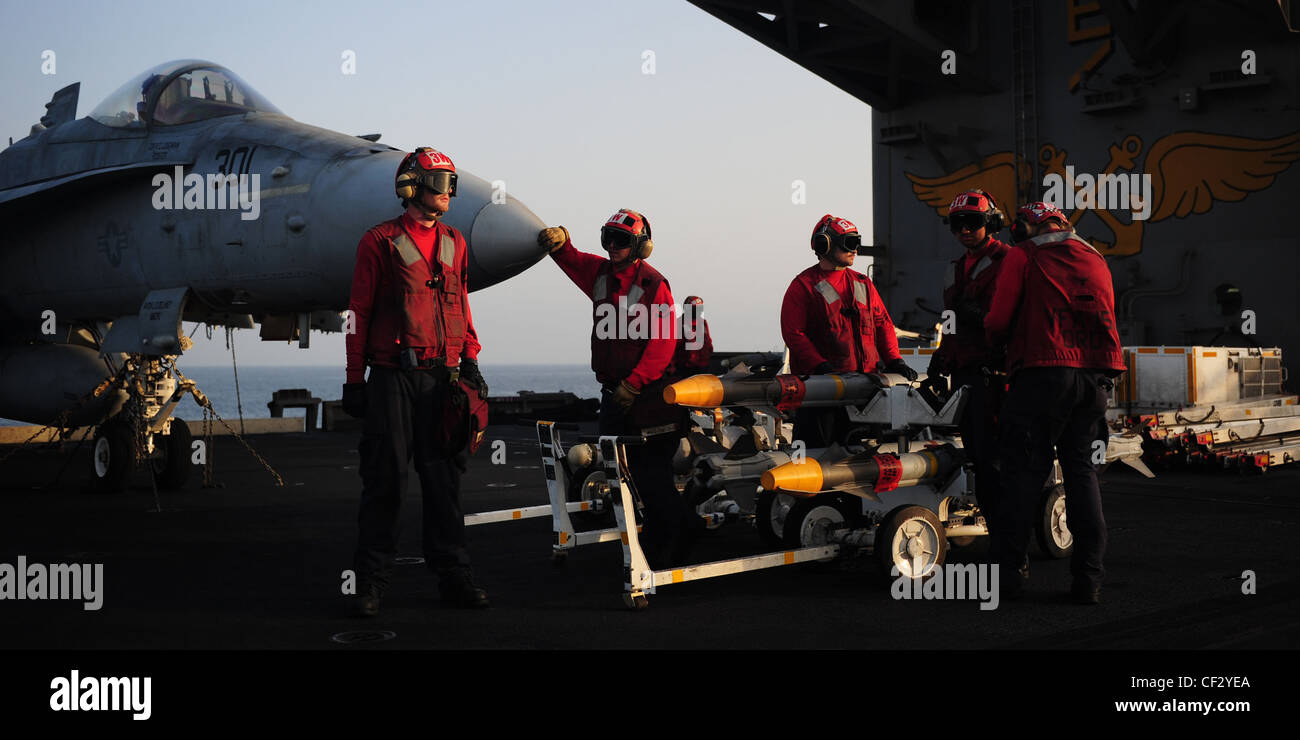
{"left": 780, "top": 214, "right": 915, "bottom": 446}
{"left": 985, "top": 201, "right": 1125, "bottom": 604}
{"left": 926, "top": 190, "right": 1012, "bottom": 538}
{"left": 671, "top": 295, "right": 713, "bottom": 375}
{"left": 538, "top": 211, "right": 695, "bottom": 568}
{"left": 342, "top": 147, "right": 489, "bottom": 616}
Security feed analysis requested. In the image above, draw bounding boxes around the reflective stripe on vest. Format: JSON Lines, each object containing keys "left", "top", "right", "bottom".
{"left": 1030, "top": 229, "right": 1096, "bottom": 253}
{"left": 394, "top": 232, "right": 457, "bottom": 268}
{"left": 969, "top": 256, "right": 992, "bottom": 280}
{"left": 853, "top": 280, "right": 868, "bottom": 306}
{"left": 626, "top": 283, "right": 645, "bottom": 306}
{"left": 592, "top": 274, "right": 608, "bottom": 302}
{"left": 393, "top": 233, "right": 423, "bottom": 266}
{"left": 439, "top": 233, "right": 456, "bottom": 267}
{"left": 815, "top": 280, "right": 840, "bottom": 305}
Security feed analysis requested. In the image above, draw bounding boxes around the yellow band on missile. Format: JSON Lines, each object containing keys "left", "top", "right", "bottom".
{"left": 663, "top": 374, "right": 725, "bottom": 407}
{"left": 761, "top": 459, "right": 824, "bottom": 494}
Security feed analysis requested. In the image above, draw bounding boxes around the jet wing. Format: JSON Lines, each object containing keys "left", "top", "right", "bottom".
{"left": 0, "top": 160, "right": 190, "bottom": 208}
{"left": 0, "top": 119, "right": 198, "bottom": 208}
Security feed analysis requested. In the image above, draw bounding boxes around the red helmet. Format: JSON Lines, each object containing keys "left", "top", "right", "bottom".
{"left": 810, "top": 214, "right": 861, "bottom": 255}
{"left": 1011, "top": 201, "right": 1070, "bottom": 242}
{"left": 395, "top": 146, "right": 458, "bottom": 203}
{"left": 945, "top": 189, "right": 1004, "bottom": 231}
{"left": 600, "top": 208, "right": 654, "bottom": 259}
{"left": 1016, "top": 201, "right": 1069, "bottom": 226}
{"left": 683, "top": 295, "right": 703, "bottom": 306}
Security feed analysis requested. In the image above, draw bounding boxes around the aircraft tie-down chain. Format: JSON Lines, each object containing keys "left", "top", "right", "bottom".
{"left": 170, "top": 363, "right": 284, "bottom": 487}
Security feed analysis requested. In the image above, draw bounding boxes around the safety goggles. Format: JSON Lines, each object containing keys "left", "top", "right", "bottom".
{"left": 418, "top": 171, "right": 458, "bottom": 196}
{"left": 948, "top": 213, "right": 987, "bottom": 232}
{"left": 600, "top": 228, "right": 636, "bottom": 250}
{"left": 835, "top": 233, "right": 862, "bottom": 253}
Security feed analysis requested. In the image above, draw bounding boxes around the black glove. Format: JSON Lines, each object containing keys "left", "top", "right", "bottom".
{"left": 925, "top": 354, "right": 949, "bottom": 379}
{"left": 920, "top": 373, "right": 948, "bottom": 397}
{"left": 884, "top": 358, "right": 919, "bottom": 382}
{"left": 459, "top": 359, "right": 488, "bottom": 396}
{"left": 812, "top": 361, "right": 835, "bottom": 375}
{"left": 342, "top": 383, "right": 366, "bottom": 418}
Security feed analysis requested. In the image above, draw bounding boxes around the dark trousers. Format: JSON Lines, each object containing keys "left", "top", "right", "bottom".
{"left": 951, "top": 368, "right": 1004, "bottom": 536}
{"left": 354, "top": 367, "right": 471, "bottom": 593}
{"left": 993, "top": 367, "right": 1110, "bottom": 590}
{"left": 599, "top": 387, "right": 692, "bottom": 569}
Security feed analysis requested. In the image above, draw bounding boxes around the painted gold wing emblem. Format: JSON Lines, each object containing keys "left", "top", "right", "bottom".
{"left": 904, "top": 152, "right": 1027, "bottom": 220}
{"left": 1147, "top": 131, "right": 1300, "bottom": 222}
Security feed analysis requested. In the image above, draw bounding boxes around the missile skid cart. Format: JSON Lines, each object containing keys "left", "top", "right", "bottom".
{"left": 525, "top": 376, "right": 1072, "bottom": 609}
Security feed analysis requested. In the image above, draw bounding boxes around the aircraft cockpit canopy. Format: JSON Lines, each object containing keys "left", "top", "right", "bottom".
{"left": 89, "top": 60, "right": 282, "bottom": 128}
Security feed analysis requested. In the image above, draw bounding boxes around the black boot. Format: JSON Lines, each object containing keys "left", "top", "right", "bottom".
{"left": 438, "top": 568, "right": 490, "bottom": 609}
{"left": 352, "top": 584, "right": 382, "bottom": 618}
{"left": 1070, "top": 579, "right": 1101, "bottom": 605}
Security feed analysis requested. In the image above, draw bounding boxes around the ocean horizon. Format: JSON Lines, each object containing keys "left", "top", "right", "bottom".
{"left": 2, "top": 363, "right": 602, "bottom": 427}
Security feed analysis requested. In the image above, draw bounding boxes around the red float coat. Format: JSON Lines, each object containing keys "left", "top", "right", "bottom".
{"left": 550, "top": 240, "right": 676, "bottom": 390}
{"left": 984, "top": 230, "right": 1125, "bottom": 375}
{"left": 781, "top": 265, "right": 901, "bottom": 375}
{"left": 671, "top": 318, "right": 713, "bottom": 374}
{"left": 345, "top": 212, "right": 480, "bottom": 384}
{"left": 930, "top": 236, "right": 1011, "bottom": 374}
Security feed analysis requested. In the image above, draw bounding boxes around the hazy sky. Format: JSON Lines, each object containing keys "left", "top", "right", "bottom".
{"left": 1, "top": 0, "right": 873, "bottom": 372}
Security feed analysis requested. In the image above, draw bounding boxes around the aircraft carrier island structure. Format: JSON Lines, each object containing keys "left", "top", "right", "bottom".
{"left": 690, "top": 1, "right": 1299, "bottom": 380}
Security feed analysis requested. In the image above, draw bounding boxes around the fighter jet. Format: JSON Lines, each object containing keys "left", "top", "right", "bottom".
{"left": 0, "top": 59, "right": 549, "bottom": 488}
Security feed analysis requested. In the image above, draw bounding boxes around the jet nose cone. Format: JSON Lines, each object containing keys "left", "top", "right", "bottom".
{"left": 467, "top": 195, "right": 548, "bottom": 290}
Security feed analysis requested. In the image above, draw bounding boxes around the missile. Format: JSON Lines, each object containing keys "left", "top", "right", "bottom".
{"left": 664, "top": 372, "right": 889, "bottom": 410}
{"left": 760, "top": 443, "right": 965, "bottom": 496}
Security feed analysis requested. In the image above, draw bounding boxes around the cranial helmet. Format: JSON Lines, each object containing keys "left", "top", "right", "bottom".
{"left": 1011, "top": 201, "right": 1069, "bottom": 241}
{"left": 395, "top": 147, "right": 458, "bottom": 205}
{"left": 810, "top": 214, "right": 861, "bottom": 256}
{"left": 944, "top": 189, "right": 1005, "bottom": 232}
{"left": 600, "top": 208, "right": 654, "bottom": 260}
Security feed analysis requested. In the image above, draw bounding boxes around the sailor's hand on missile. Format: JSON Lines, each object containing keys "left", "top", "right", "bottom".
{"left": 612, "top": 379, "right": 640, "bottom": 410}
{"left": 812, "top": 361, "right": 835, "bottom": 375}
{"left": 884, "top": 358, "right": 919, "bottom": 382}
{"left": 459, "top": 358, "right": 488, "bottom": 396}
{"left": 538, "top": 226, "right": 570, "bottom": 253}
{"left": 342, "top": 383, "right": 366, "bottom": 418}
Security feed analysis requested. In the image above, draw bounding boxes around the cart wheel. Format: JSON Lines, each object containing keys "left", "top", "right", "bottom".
{"left": 623, "top": 593, "right": 649, "bottom": 610}
{"left": 92, "top": 421, "right": 135, "bottom": 493}
{"left": 1035, "top": 484, "right": 1073, "bottom": 558}
{"left": 567, "top": 467, "right": 614, "bottom": 529}
{"left": 782, "top": 493, "right": 858, "bottom": 548}
{"left": 754, "top": 490, "right": 794, "bottom": 548}
{"left": 876, "top": 506, "right": 947, "bottom": 580}
{"left": 152, "top": 419, "right": 193, "bottom": 490}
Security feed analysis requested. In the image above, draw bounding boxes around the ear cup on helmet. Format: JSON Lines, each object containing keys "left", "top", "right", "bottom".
{"left": 634, "top": 212, "right": 653, "bottom": 260}
{"left": 981, "top": 190, "right": 1004, "bottom": 232}
{"left": 395, "top": 170, "right": 419, "bottom": 203}
{"left": 811, "top": 214, "right": 835, "bottom": 255}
